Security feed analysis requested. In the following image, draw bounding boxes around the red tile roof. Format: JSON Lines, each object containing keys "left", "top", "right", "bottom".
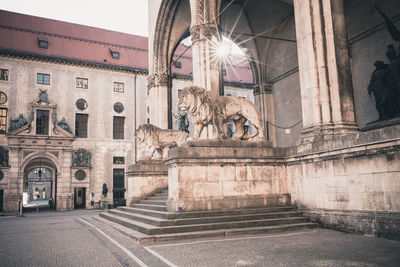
{"left": 0, "top": 10, "right": 253, "bottom": 84}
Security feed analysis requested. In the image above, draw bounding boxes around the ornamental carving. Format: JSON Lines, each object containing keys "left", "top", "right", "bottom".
{"left": 157, "top": 74, "right": 170, "bottom": 87}
{"left": 147, "top": 75, "right": 155, "bottom": 90}
{"left": 57, "top": 117, "right": 72, "bottom": 134}
{"left": 190, "top": 23, "right": 218, "bottom": 42}
{"left": 38, "top": 89, "right": 49, "bottom": 104}
{"left": 72, "top": 148, "right": 91, "bottom": 167}
{"left": 8, "top": 114, "right": 28, "bottom": 133}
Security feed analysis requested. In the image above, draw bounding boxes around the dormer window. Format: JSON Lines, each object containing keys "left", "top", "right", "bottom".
{"left": 174, "top": 61, "right": 182, "bottom": 69}
{"left": 110, "top": 49, "right": 120, "bottom": 59}
{"left": 38, "top": 39, "right": 48, "bottom": 49}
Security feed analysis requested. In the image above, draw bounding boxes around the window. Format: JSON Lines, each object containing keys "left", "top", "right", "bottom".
{"left": 113, "top": 102, "right": 124, "bottom": 113}
{"left": 76, "top": 78, "right": 88, "bottom": 89}
{"left": 113, "top": 168, "right": 125, "bottom": 206}
{"left": 0, "top": 69, "right": 9, "bottom": 81}
{"left": 113, "top": 82, "right": 124, "bottom": 93}
{"left": 37, "top": 73, "right": 50, "bottom": 85}
{"left": 223, "top": 69, "right": 227, "bottom": 76}
{"left": 75, "top": 114, "right": 88, "bottom": 138}
{"left": 0, "top": 108, "right": 7, "bottom": 134}
{"left": 113, "top": 116, "right": 125, "bottom": 139}
{"left": 174, "top": 61, "right": 182, "bottom": 69}
{"left": 38, "top": 40, "right": 48, "bottom": 49}
{"left": 110, "top": 49, "right": 120, "bottom": 59}
{"left": 76, "top": 99, "right": 88, "bottom": 111}
{"left": 36, "top": 110, "right": 49, "bottom": 135}
{"left": 113, "top": 157, "right": 125, "bottom": 164}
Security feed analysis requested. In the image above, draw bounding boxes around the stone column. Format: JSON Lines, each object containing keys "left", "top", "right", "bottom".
{"left": 254, "top": 84, "right": 276, "bottom": 146}
{"left": 189, "top": 0, "right": 222, "bottom": 97}
{"left": 293, "top": 0, "right": 358, "bottom": 144}
{"left": 147, "top": 74, "right": 171, "bottom": 129}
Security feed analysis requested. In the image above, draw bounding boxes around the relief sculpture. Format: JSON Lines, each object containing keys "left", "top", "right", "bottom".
{"left": 72, "top": 148, "right": 92, "bottom": 167}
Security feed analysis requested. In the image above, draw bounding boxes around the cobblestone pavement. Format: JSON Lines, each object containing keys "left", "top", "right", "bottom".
{"left": 0, "top": 210, "right": 140, "bottom": 267}
{"left": 1, "top": 210, "right": 399, "bottom": 267}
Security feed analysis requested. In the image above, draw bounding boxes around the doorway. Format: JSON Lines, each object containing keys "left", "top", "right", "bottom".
{"left": 74, "top": 187, "right": 86, "bottom": 209}
{"left": 0, "top": 189, "right": 3, "bottom": 212}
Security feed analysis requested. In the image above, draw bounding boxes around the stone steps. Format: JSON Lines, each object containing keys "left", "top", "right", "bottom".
{"left": 118, "top": 205, "right": 295, "bottom": 219}
{"left": 93, "top": 216, "right": 316, "bottom": 245}
{"left": 131, "top": 203, "right": 167, "bottom": 211}
{"left": 108, "top": 209, "right": 303, "bottom": 227}
{"left": 97, "top": 188, "right": 317, "bottom": 243}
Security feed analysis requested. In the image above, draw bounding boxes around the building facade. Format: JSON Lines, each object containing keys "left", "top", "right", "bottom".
{"left": 0, "top": 10, "right": 254, "bottom": 212}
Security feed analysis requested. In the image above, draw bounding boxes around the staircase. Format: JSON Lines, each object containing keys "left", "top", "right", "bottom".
{"left": 95, "top": 189, "right": 317, "bottom": 244}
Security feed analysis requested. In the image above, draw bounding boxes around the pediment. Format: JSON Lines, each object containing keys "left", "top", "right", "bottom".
{"left": 7, "top": 89, "right": 75, "bottom": 139}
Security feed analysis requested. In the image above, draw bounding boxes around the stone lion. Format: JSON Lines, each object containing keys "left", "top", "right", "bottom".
{"left": 134, "top": 124, "right": 189, "bottom": 159}
{"left": 178, "top": 86, "right": 265, "bottom": 140}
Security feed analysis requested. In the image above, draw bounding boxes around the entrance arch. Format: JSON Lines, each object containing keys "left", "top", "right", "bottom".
{"left": 22, "top": 156, "right": 58, "bottom": 209}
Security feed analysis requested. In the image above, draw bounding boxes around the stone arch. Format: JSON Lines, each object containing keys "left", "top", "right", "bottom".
{"left": 21, "top": 152, "right": 61, "bottom": 174}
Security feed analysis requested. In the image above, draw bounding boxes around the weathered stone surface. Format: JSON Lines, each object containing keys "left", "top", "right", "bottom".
{"left": 126, "top": 160, "right": 168, "bottom": 206}
{"left": 166, "top": 140, "right": 288, "bottom": 212}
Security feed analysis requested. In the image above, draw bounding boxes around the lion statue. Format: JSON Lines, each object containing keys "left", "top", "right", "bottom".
{"left": 134, "top": 124, "right": 189, "bottom": 159}
{"left": 178, "top": 86, "right": 265, "bottom": 140}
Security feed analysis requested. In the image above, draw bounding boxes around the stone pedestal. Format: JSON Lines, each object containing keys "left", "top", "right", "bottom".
{"left": 165, "top": 140, "right": 290, "bottom": 212}
{"left": 126, "top": 160, "right": 168, "bottom": 206}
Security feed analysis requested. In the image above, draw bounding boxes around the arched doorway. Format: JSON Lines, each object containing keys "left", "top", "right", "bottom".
{"left": 23, "top": 157, "right": 57, "bottom": 210}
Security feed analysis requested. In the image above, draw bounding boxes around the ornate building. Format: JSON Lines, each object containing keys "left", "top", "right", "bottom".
{"left": 0, "top": 10, "right": 254, "bottom": 212}
{"left": 147, "top": 0, "right": 400, "bottom": 239}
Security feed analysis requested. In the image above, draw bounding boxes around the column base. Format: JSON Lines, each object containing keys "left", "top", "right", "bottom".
{"left": 298, "top": 122, "right": 359, "bottom": 145}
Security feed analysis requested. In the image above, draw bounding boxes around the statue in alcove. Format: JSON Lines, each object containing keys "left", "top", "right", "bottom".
{"left": 367, "top": 6, "right": 400, "bottom": 122}
{"left": 172, "top": 104, "right": 189, "bottom": 133}
{"left": 102, "top": 183, "right": 108, "bottom": 197}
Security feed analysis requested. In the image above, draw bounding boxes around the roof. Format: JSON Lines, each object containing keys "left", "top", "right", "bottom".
{"left": 0, "top": 9, "right": 253, "bottom": 84}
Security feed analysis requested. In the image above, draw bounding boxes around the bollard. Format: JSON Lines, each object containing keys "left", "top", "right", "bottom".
{"left": 19, "top": 200, "right": 23, "bottom": 216}
{"left": 36, "top": 203, "right": 39, "bottom": 213}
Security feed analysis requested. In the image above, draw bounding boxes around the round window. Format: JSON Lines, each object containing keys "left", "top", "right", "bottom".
{"left": 76, "top": 99, "right": 88, "bottom": 111}
{"left": 0, "top": 92, "right": 7, "bottom": 104}
{"left": 75, "top": 170, "right": 86, "bottom": 181}
{"left": 114, "top": 102, "right": 124, "bottom": 113}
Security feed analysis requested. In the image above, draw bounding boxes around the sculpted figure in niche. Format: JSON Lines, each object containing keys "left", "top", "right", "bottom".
{"left": 102, "top": 183, "right": 108, "bottom": 197}
{"left": 172, "top": 104, "right": 189, "bottom": 133}
{"left": 134, "top": 123, "right": 189, "bottom": 159}
{"left": 178, "top": 86, "right": 264, "bottom": 140}
{"left": 368, "top": 5, "right": 400, "bottom": 121}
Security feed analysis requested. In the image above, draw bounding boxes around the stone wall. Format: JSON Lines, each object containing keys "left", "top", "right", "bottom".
{"left": 166, "top": 140, "right": 289, "bottom": 212}
{"left": 286, "top": 125, "right": 400, "bottom": 240}
{"left": 126, "top": 160, "right": 168, "bottom": 206}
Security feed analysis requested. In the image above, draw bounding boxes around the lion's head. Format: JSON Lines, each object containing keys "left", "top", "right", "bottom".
{"left": 135, "top": 124, "right": 159, "bottom": 144}
{"left": 178, "top": 86, "right": 210, "bottom": 115}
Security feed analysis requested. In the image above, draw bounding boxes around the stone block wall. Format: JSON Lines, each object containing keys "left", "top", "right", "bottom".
{"left": 286, "top": 125, "right": 400, "bottom": 240}
{"left": 166, "top": 140, "right": 289, "bottom": 212}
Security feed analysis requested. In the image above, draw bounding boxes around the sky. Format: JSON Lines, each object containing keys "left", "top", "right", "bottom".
{"left": 0, "top": 0, "right": 149, "bottom": 36}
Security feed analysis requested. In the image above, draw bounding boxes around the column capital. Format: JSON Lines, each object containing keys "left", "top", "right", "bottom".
{"left": 147, "top": 74, "right": 171, "bottom": 91}
{"left": 190, "top": 23, "right": 218, "bottom": 42}
{"left": 253, "top": 84, "right": 273, "bottom": 95}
